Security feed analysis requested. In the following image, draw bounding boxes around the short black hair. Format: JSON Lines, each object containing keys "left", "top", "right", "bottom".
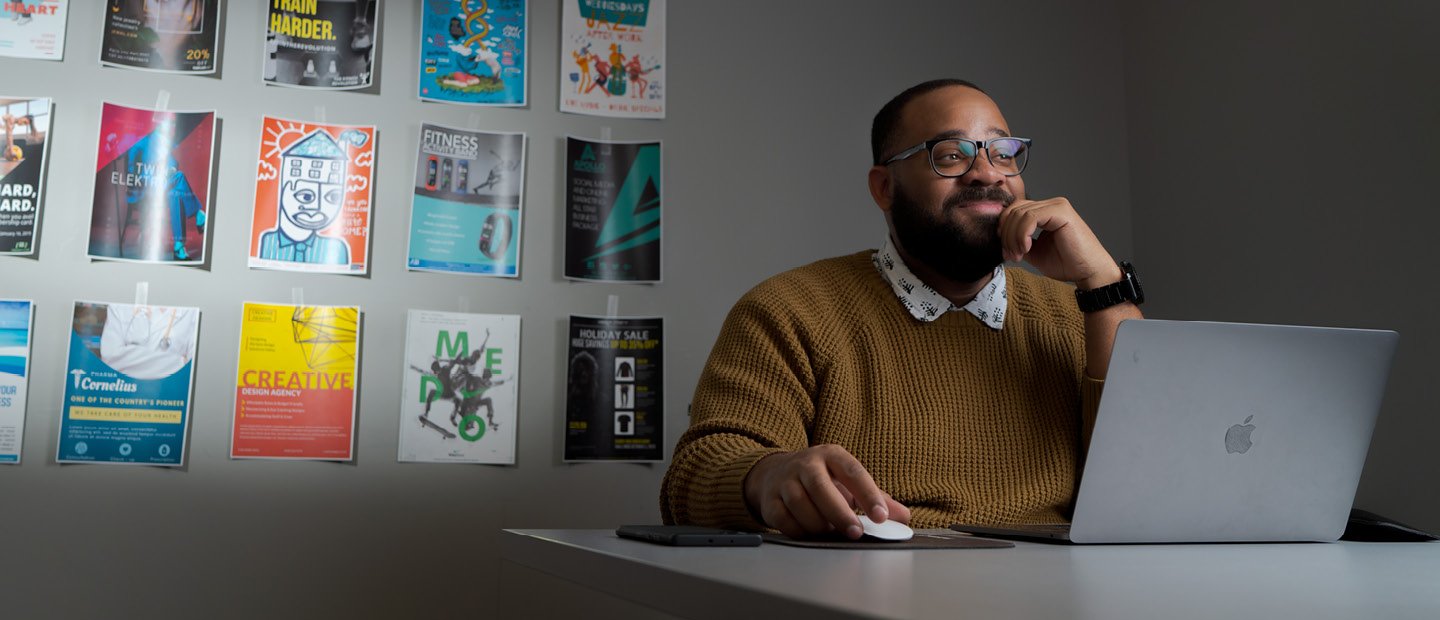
{"left": 870, "top": 79, "right": 986, "bottom": 165}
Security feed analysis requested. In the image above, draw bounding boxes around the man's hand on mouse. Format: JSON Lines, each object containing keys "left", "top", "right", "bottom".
{"left": 998, "top": 197, "right": 1122, "bottom": 290}
{"left": 743, "top": 444, "right": 911, "bottom": 539}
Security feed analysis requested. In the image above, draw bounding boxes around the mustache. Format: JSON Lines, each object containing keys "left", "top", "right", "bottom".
{"left": 944, "top": 186, "right": 1015, "bottom": 209}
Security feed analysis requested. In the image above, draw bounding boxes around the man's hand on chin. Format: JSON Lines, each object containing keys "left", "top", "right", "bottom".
{"left": 998, "top": 197, "right": 1120, "bottom": 287}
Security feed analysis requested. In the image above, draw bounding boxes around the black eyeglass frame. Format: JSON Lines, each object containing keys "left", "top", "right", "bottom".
{"left": 882, "top": 137, "right": 1033, "bottom": 177}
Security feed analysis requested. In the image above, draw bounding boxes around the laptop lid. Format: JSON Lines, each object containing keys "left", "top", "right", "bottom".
{"left": 1068, "top": 320, "right": 1397, "bottom": 544}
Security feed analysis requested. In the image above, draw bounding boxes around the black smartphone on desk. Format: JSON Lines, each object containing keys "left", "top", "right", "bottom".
{"left": 616, "top": 525, "right": 763, "bottom": 547}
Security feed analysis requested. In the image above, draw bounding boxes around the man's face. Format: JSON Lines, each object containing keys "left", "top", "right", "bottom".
{"left": 280, "top": 178, "right": 344, "bottom": 232}
{"left": 879, "top": 86, "right": 1027, "bottom": 283}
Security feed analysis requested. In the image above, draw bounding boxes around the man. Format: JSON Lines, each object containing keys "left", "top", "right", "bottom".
{"left": 660, "top": 79, "right": 1144, "bottom": 539}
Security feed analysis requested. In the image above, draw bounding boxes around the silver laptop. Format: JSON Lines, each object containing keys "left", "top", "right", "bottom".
{"left": 953, "top": 319, "right": 1398, "bottom": 544}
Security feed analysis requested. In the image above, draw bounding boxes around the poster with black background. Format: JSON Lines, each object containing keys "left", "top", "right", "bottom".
{"left": 1, "top": 96, "right": 51, "bottom": 255}
{"left": 564, "top": 315, "right": 662, "bottom": 462}
{"left": 101, "top": 0, "right": 221, "bottom": 73}
{"left": 564, "top": 136, "right": 661, "bottom": 282}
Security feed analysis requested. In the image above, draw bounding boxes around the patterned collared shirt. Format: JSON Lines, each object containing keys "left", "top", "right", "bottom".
{"left": 871, "top": 236, "right": 1007, "bottom": 330}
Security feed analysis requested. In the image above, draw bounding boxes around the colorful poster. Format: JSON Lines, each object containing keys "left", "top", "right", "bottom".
{"left": 564, "top": 315, "right": 662, "bottom": 462}
{"left": 399, "top": 310, "right": 520, "bottom": 464}
{"left": 264, "top": 0, "right": 378, "bottom": 90}
{"left": 0, "top": 299, "right": 33, "bottom": 464}
{"left": 0, "top": 0, "right": 67, "bottom": 60}
{"left": 100, "top": 0, "right": 220, "bottom": 73}
{"left": 418, "top": 0, "right": 527, "bottom": 106}
{"left": 564, "top": 136, "right": 661, "bottom": 282}
{"left": 56, "top": 301, "right": 199, "bottom": 466}
{"left": 406, "top": 124, "right": 524, "bottom": 276}
{"left": 1, "top": 96, "right": 51, "bottom": 255}
{"left": 560, "top": 0, "right": 664, "bottom": 118}
{"left": 249, "top": 116, "right": 374, "bottom": 274}
{"left": 88, "top": 102, "right": 214, "bottom": 264}
{"left": 232, "top": 302, "right": 360, "bottom": 460}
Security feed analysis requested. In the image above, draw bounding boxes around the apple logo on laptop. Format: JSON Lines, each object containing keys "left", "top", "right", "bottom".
{"left": 1225, "top": 415, "right": 1256, "bottom": 454}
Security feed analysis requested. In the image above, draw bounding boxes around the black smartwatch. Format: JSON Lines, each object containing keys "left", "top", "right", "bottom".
{"left": 1075, "top": 261, "right": 1144, "bottom": 313}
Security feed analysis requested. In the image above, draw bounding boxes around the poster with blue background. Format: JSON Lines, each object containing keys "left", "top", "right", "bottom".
{"left": 418, "top": 0, "right": 527, "bottom": 106}
{"left": 0, "top": 299, "right": 33, "bottom": 463}
{"left": 57, "top": 301, "right": 199, "bottom": 466}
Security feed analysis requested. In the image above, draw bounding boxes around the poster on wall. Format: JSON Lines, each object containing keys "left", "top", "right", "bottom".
{"left": 417, "top": 0, "right": 527, "bottom": 106}
{"left": 100, "top": 0, "right": 220, "bottom": 74}
{"left": 88, "top": 102, "right": 214, "bottom": 264}
{"left": 1, "top": 96, "right": 51, "bottom": 255}
{"left": 249, "top": 116, "right": 374, "bottom": 274}
{"left": 0, "top": 299, "right": 34, "bottom": 464}
{"left": 563, "top": 315, "right": 662, "bottom": 462}
{"left": 559, "top": 0, "right": 664, "bottom": 119}
{"left": 56, "top": 301, "right": 199, "bottom": 466}
{"left": 264, "top": 0, "right": 378, "bottom": 90}
{"left": 406, "top": 123, "right": 524, "bottom": 277}
{"left": 564, "top": 136, "right": 661, "bottom": 282}
{"left": 231, "top": 302, "right": 359, "bottom": 461}
{"left": 0, "top": 0, "right": 68, "bottom": 60}
{"left": 399, "top": 310, "right": 519, "bottom": 464}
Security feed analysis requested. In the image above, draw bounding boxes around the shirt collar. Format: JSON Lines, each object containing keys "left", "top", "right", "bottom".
{"left": 871, "top": 236, "right": 1007, "bottom": 330}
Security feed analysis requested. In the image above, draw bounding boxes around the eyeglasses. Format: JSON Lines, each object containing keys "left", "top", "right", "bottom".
{"left": 883, "top": 137, "right": 1032, "bottom": 177}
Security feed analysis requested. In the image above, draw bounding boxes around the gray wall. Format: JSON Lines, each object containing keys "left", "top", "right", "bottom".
{"left": 1121, "top": 0, "right": 1440, "bottom": 531}
{"left": 35, "top": 0, "right": 1428, "bottom": 615}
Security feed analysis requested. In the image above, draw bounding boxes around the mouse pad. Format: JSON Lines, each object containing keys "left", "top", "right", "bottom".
{"left": 762, "top": 529, "right": 1013, "bottom": 549}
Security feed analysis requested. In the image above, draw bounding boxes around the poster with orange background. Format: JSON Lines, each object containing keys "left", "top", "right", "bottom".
{"left": 248, "top": 116, "right": 374, "bottom": 274}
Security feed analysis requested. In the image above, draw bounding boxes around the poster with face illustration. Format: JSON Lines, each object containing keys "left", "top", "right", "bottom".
{"left": 248, "top": 116, "right": 374, "bottom": 274}
{"left": 559, "top": 0, "right": 664, "bottom": 118}
{"left": 100, "top": 0, "right": 221, "bottom": 73}
{"left": 88, "top": 102, "right": 215, "bottom": 265}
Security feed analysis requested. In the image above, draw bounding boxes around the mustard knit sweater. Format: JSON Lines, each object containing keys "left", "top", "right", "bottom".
{"left": 661, "top": 251, "right": 1103, "bottom": 530}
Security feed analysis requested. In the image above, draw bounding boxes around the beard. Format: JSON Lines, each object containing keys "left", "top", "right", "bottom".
{"left": 889, "top": 183, "right": 1014, "bottom": 284}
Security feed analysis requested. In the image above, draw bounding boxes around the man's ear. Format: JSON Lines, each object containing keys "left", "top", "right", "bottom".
{"left": 867, "top": 165, "right": 894, "bottom": 213}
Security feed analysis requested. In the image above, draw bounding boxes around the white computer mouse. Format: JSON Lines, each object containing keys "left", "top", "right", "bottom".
{"left": 858, "top": 514, "right": 913, "bottom": 541}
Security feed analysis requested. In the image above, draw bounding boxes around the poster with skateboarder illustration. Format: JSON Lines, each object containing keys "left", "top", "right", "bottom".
{"left": 87, "top": 101, "right": 214, "bottom": 265}
{"left": 559, "top": 0, "right": 664, "bottom": 119}
{"left": 399, "top": 309, "right": 519, "bottom": 464}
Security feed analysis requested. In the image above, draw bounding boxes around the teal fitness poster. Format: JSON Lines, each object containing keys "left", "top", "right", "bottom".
{"left": 0, "top": 299, "right": 34, "bottom": 463}
{"left": 407, "top": 123, "right": 525, "bottom": 276}
{"left": 418, "top": 0, "right": 527, "bottom": 106}
{"left": 564, "top": 136, "right": 661, "bottom": 282}
{"left": 57, "top": 301, "right": 199, "bottom": 466}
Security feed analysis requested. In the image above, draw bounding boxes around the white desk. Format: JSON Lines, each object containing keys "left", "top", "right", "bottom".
{"left": 499, "top": 529, "right": 1440, "bottom": 619}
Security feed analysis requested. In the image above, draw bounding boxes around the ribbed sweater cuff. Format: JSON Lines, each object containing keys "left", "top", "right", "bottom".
{"left": 707, "top": 448, "right": 786, "bottom": 531}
